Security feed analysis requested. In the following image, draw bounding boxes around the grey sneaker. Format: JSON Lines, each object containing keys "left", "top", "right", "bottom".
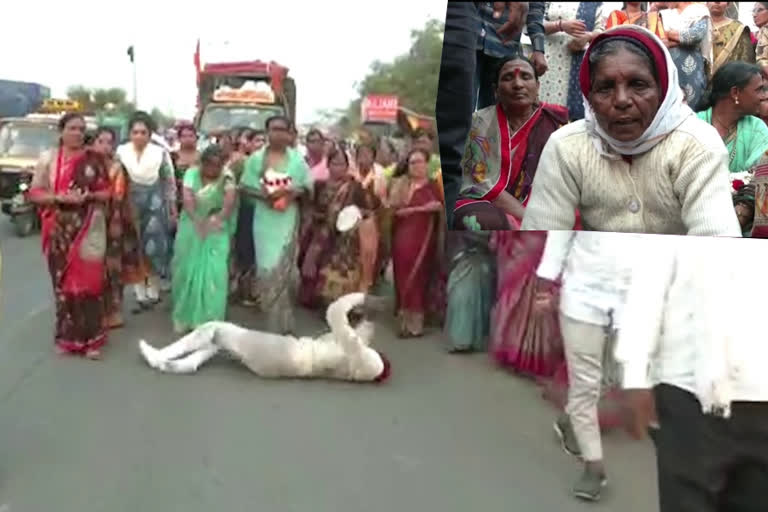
{"left": 553, "top": 415, "right": 582, "bottom": 458}
{"left": 573, "top": 467, "right": 608, "bottom": 501}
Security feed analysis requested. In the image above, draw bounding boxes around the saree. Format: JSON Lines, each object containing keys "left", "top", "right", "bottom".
{"left": 356, "top": 171, "right": 384, "bottom": 292}
{"left": 29, "top": 149, "right": 109, "bottom": 354}
{"left": 241, "top": 147, "right": 312, "bottom": 334}
{"left": 662, "top": 3, "right": 713, "bottom": 111}
{"left": 711, "top": 19, "right": 755, "bottom": 73}
{"left": 444, "top": 231, "right": 495, "bottom": 352}
{"left": 171, "top": 167, "right": 237, "bottom": 332}
{"left": 489, "top": 231, "right": 563, "bottom": 377}
{"left": 697, "top": 109, "right": 768, "bottom": 173}
{"left": 453, "top": 103, "right": 569, "bottom": 231}
{"left": 103, "top": 161, "right": 143, "bottom": 327}
{"left": 298, "top": 178, "right": 369, "bottom": 308}
{"left": 751, "top": 163, "right": 768, "bottom": 238}
{"left": 117, "top": 143, "right": 175, "bottom": 279}
{"left": 566, "top": 1, "right": 600, "bottom": 121}
{"left": 230, "top": 157, "right": 257, "bottom": 304}
{"left": 391, "top": 177, "right": 444, "bottom": 336}
{"left": 606, "top": 9, "right": 665, "bottom": 37}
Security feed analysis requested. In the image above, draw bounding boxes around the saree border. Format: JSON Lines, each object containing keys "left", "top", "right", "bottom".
{"left": 454, "top": 103, "right": 543, "bottom": 212}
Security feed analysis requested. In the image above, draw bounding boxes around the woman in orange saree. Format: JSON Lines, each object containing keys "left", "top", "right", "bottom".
{"left": 390, "top": 148, "right": 445, "bottom": 338}
{"left": 28, "top": 114, "right": 111, "bottom": 358}
{"left": 89, "top": 128, "right": 143, "bottom": 329}
{"left": 605, "top": 2, "right": 666, "bottom": 38}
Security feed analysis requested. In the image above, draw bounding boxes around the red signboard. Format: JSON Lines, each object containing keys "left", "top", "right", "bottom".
{"left": 361, "top": 95, "right": 399, "bottom": 123}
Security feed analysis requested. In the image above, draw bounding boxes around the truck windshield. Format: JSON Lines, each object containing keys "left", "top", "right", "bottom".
{"left": 199, "top": 105, "right": 284, "bottom": 134}
{"left": 0, "top": 122, "right": 58, "bottom": 158}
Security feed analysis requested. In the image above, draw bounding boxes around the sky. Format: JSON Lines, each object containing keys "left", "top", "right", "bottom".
{"left": 1, "top": 0, "right": 445, "bottom": 123}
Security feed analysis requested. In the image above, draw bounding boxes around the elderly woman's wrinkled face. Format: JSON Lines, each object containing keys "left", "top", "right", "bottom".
{"left": 496, "top": 59, "right": 538, "bottom": 110}
{"left": 589, "top": 48, "right": 661, "bottom": 142}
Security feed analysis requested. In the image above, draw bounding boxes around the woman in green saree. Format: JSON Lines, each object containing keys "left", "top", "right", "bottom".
{"left": 240, "top": 115, "right": 312, "bottom": 334}
{"left": 697, "top": 62, "right": 768, "bottom": 179}
{"left": 171, "top": 144, "right": 237, "bottom": 333}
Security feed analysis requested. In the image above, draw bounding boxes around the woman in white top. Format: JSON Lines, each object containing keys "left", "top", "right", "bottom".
{"left": 115, "top": 112, "right": 177, "bottom": 311}
{"left": 521, "top": 25, "right": 741, "bottom": 236}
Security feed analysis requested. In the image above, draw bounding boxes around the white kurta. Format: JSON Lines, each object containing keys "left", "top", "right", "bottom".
{"left": 536, "top": 231, "right": 643, "bottom": 328}
{"left": 139, "top": 293, "right": 387, "bottom": 382}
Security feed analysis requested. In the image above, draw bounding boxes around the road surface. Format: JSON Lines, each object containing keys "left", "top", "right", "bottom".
{"left": 0, "top": 218, "right": 659, "bottom": 511}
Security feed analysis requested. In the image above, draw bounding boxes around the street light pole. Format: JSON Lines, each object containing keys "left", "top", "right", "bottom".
{"left": 127, "top": 45, "right": 138, "bottom": 106}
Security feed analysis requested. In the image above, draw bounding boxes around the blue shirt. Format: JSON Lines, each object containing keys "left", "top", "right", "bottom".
{"left": 476, "top": 2, "right": 546, "bottom": 58}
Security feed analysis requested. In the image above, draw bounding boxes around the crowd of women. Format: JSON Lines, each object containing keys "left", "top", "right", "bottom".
{"left": 27, "top": 109, "right": 447, "bottom": 360}
{"left": 453, "top": 2, "right": 768, "bottom": 237}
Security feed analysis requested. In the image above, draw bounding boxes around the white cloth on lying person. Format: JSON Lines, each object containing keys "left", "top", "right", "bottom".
{"left": 138, "top": 292, "right": 391, "bottom": 382}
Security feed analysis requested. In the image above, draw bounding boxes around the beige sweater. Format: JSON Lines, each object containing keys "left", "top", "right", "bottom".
{"left": 520, "top": 116, "right": 742, "bottom": 236}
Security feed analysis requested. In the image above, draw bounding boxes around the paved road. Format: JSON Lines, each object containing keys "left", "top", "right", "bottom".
{"left": 0, "top": 218, "right": 659, "bottom": 512}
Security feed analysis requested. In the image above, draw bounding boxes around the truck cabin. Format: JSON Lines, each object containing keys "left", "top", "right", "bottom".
{"left": 196, "top": 60, "right": 295, "bottom": 136}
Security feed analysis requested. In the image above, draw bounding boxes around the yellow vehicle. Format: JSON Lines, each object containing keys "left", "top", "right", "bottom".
{"left": 0, "top": 99, "right": 92, "bottom": 236}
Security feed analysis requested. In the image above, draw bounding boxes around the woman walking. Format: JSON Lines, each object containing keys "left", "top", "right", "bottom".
{"left": 28, "top": 113, "right": 111, "bottom": 358}
{"left": 115, "top": 112, "right": 177, "bottom": 312}
{"left": 240, "top": 116, "right": 312, "bottom": 334}
{"left": 171, "top": 145, "right": 237, "bottom": 333}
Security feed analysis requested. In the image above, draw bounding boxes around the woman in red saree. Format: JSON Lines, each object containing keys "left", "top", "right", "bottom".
{"left": 452, "top": 54, "right": 572, "bottom": 231}
{"left": 390, "top": 148, "right": 445, "bottom": 338}
{"left": 28, "top": 113, "right": 111, "bottom": 358}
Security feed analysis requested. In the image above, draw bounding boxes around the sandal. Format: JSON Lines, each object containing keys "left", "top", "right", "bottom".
{"left": 131, "top": 301, "right": 154, "bottom": 315}
{"left": 85, "top": 349, "right": 102, "bottom": 360}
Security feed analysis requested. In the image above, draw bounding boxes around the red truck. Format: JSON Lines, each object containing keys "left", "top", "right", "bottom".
{"left": 194, "top": 53, "right": 297, "bottom": 136}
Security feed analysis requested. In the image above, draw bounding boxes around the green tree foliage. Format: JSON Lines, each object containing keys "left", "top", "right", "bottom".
{"left": 66, "top": 86, "right": 174, "bottom": 129}
{"left": 340, "top": 19, "right": 444, "bottom": 134}
{"left": 66, "top": 85, "right": 135, "bottom": 116}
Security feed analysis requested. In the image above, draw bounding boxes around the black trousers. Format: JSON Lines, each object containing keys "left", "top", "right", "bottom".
{"left": 474, "top": 51, "right": 502, "bottom": 111}
{"left": 436, "top": 1, "right": 478, "bottom": 229}
{"left": 653, "top": 384, "right": 768, "bottom": 512}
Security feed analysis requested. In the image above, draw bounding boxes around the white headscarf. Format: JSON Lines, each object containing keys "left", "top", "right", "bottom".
{"left": 583, "top": 25, "right": 695, "bottom": 159}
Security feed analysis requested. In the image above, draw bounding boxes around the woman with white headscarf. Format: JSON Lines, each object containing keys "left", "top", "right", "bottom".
{"left": 520, "top": 25, "right": 741, "bottom": 237}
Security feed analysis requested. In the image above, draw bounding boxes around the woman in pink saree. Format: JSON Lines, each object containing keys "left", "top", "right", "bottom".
{"left": 490, "top": 231, "right": 563, "bottom": 377}
{"left": 28, "top": 113, "right": 111, "bottom": 358}
{"left": 390, "top": 148, "right": 445, "bottom": 337}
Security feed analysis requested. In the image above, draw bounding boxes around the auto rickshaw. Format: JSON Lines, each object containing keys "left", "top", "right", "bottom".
{"left": 0, "top": 99, "right": 94, "bottom": 237}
